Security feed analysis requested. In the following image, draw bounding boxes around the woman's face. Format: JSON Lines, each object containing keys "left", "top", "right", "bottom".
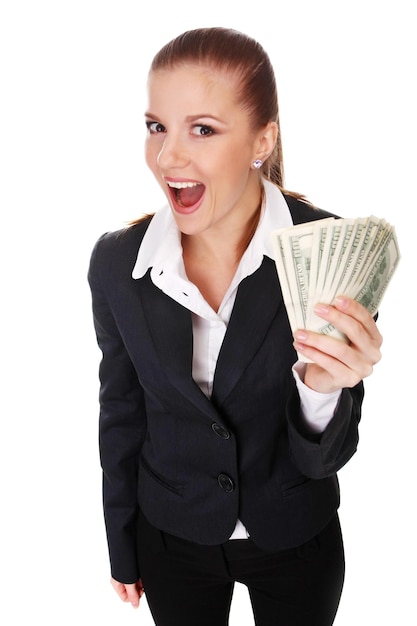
{"left": 145, "top": 64, "right": 268, "bottom": 238}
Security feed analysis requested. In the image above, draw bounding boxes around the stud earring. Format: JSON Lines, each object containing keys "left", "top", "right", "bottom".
{"left": 252, "top": 159, "right": 263, "bottom": 169}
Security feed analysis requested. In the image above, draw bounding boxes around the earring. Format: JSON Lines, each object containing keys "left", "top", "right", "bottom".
{"left": 252, "top": 159, "right": 263, "bottom": 169}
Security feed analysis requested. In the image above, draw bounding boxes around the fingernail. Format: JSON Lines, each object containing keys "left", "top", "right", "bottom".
{"left": 295, "top": 330, "right": 308, "bottom": 341}
{"left": 314, "top": 304, "right": 329, "bottom": 315}
{"left": 335, "top": 296, "right": 348, "bottom": 309}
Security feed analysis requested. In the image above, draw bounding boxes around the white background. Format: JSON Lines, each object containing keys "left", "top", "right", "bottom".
{"left": 1, "top": 1, "right": 415, "bottom": 624}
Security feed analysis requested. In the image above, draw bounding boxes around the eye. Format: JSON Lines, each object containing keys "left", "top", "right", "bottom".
{"left": 146, "top": 121, "right": 166, "bottom": 134}
{"left": 191, "top": 125, "right": 215, "bottom": 137}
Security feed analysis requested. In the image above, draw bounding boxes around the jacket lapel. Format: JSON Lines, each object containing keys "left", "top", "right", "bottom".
{"left": 138, "top": 271, "right": 220, "bottom": 421}
{"left": 211, "top": 257, "right": 283, "bottom": 407}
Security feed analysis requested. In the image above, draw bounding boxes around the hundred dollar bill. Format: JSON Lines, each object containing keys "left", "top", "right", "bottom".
{"left": 344, "top": 226, "right": 400, "bottom": 316}
{"left": 323, "top": 219, "right": 366, "bottom": 305}
{"left": 280, "top": 223, "right": 316, "bottom": 329}
{"left": 315, "top": 220, "right": 344, "bottom": 303}
{"left": 305, "top": 218, "right": 336, "bottom": 327}
{"left": 272, "top": 219, "right": 334, "bottom": 330}
{"left": 270, "top": 227, "right": 300, "bottom": 333}
{"left": 336, "top": 216, "right": 381, "bottom": 296}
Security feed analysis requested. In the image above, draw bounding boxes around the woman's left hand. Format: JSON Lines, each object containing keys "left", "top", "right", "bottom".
{"left": 293, "top": 296, "right": 382, "bottom": 394}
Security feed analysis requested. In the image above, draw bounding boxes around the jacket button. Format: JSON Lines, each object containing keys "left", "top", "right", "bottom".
{"left": 218, "top": 473, "right": 235, "bottom": 492}
{"left": 212, "top": 423, "right": 230, "bottom": 439}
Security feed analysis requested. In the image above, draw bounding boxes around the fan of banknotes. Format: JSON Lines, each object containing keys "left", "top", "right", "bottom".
{"left": 270, "top": 215, "right": 400, "bottom": 354}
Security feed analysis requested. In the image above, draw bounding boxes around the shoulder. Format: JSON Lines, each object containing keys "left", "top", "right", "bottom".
{"left": 91, "top": 215, "right": 153, "bottom": 259}
{"left": 89, "top": 215, "right": 153, "bottom": 279}
{"left": 283, "top": 193, "right": 340, "bottom": 225}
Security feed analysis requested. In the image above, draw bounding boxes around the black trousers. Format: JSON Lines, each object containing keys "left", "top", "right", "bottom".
{"left": 137, "top": 512, "right": 345, "bottom": 626}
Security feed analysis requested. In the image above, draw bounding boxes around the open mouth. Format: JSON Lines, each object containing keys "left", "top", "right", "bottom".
{"left": 166, "top": 180, "right": 205, "bottom": 210}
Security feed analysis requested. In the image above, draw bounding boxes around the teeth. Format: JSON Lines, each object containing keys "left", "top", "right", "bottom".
{"left": 166, "top": 181, "right": 201, "bottom": 189}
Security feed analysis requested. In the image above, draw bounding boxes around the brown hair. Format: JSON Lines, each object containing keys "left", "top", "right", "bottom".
{"left": 150, "top": 27, "right": 285, "bottom": 188}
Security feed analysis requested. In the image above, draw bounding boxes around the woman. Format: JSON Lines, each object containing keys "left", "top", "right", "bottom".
{"left": 88, "top": 27, "right": 382, "bottom": 625}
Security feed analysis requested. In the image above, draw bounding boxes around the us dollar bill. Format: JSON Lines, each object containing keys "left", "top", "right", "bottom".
{"left": 270, "top": 215, "right": 400, "bottom": 356}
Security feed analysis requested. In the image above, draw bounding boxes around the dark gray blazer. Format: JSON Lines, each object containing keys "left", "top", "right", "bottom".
{"left": 88, "top": 194, "right": 363, "bottom": 583}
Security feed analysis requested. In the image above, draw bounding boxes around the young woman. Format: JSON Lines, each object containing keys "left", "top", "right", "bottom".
{"left": 88, "top": 27, "right": 382, "bottom": 625}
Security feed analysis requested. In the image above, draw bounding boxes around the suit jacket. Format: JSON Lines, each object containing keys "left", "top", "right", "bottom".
{"left": 88, "top": 194, "right": 364, "bottom": 583}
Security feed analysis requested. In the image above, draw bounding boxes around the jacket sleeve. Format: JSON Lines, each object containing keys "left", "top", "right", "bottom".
{"left": 88, "top": 236, "right": 146, "bottom": 584}
{"left": 283, "top": 195, "right": 365, "bottom": 478}
{"left": 286, "top": 379, "right": 364, "bottom": 479}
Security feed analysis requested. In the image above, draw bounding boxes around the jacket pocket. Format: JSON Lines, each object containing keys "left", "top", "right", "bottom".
{"left": 281, "top": 475, "right": 312, "bottom": 497}
{"left": 140, "top": 457, "right": 184, "bottom": 496}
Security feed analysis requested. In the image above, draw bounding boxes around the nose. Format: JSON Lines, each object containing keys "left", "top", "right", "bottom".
{"left": 156, "top": 133, "right": 190, "bottom": 170}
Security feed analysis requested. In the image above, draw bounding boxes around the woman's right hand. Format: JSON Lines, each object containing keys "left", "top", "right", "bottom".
{"left": 110, "top": 577, "right": 145, "bottom": 608}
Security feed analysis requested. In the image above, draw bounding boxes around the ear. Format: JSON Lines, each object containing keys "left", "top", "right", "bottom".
{"left": 253, "top": 121, "right": 278, "bottom": 163}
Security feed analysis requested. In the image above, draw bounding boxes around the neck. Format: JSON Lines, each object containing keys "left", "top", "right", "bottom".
{"left": 236, "top": 198, "right": 262, "bottom": 260}
{"left": 182, "top": 186, "right": 263, "bottom": 266}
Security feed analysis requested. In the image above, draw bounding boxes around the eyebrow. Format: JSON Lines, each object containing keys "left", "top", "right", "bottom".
{"left": 185, "top": 114, "right": 224, "bottom": 123}
{"left": 144, "top": 112, "right": 225, "bottom": 124}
